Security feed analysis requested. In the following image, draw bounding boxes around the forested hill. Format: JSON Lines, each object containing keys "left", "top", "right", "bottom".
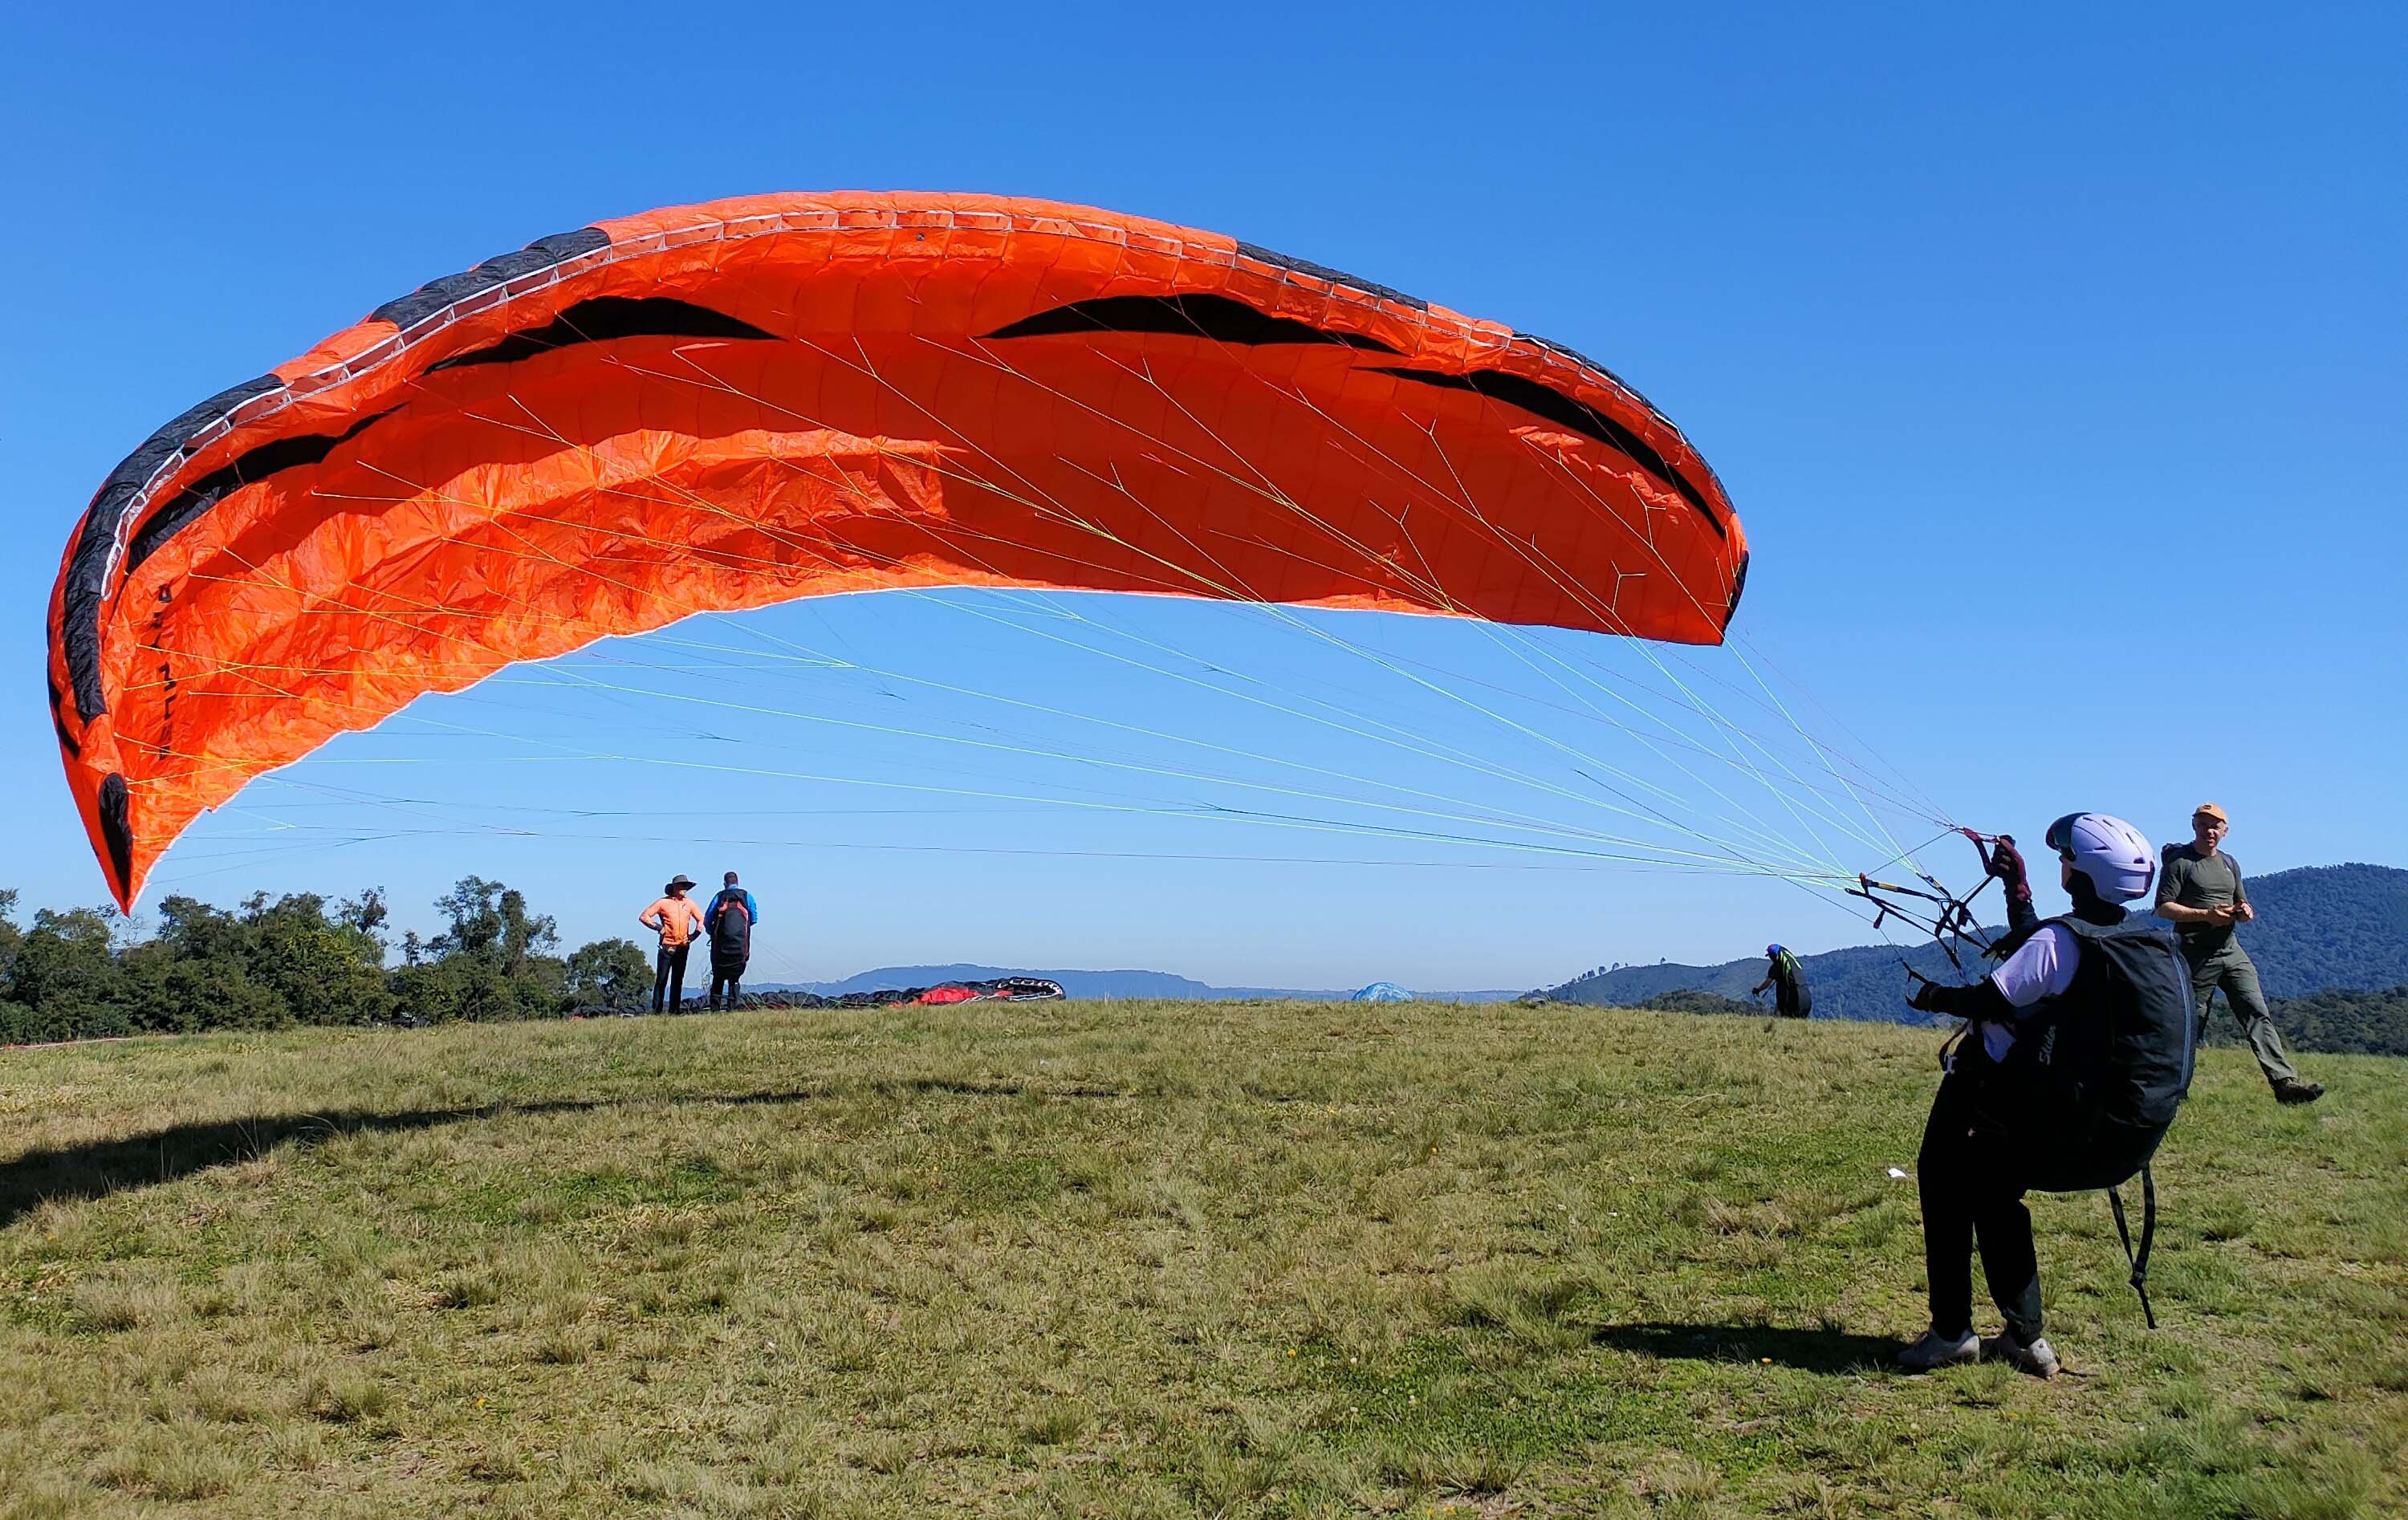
{"left": 2235, "top": 863, "right": 2408, "bottom": 993}
{"left": 1544, "top": 863, "right": 2408, "bottom": 1042}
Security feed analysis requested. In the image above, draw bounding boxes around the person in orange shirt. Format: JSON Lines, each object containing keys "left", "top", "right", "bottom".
{"left": 639, "top": 875, "right": 707, "bottom": 1012}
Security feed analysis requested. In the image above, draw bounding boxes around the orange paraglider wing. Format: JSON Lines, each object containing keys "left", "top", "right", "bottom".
{"left": 47, "top": 192, "right": 1747, "bottom": 908}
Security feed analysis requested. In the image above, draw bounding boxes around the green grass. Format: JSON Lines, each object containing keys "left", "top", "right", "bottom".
{"left": 1, "top": 1002, "right": 2401, "bottom": 1517}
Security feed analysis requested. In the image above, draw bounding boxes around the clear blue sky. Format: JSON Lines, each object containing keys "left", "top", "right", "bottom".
{"left": 2, "top": 2, "right": 2399, "bottom": 990}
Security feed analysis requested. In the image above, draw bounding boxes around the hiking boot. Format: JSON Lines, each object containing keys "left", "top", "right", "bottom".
{"left": 2273, "top": 1078, "right": 2325, "bottom": 1105}
{"left": 1983, "top": 1331, "right": 2060, "bottom": 1379}
{"left": 1898, "top": 1327, "right": 1980, "bottom": 1371}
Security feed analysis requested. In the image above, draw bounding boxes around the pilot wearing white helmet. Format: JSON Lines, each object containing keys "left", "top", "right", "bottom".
{"left": 1896, "top": 812, "right": 2193, "bottom": 1380}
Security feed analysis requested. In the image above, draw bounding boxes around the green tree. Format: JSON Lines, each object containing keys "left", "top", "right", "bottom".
{"left": 245, "top": 892, "right": 392, "bottom": 1025}
{"left": 390, "top": 956, "right": 539, "bottom": 1023}
{"left": 0, "top": 888, "right": 21, "bottom": 988}
{"left": 6, "top": 908, "right": 132, "bottom": 1039}
{"left": 393, "top": 878, "right": 566, "bottom": 1022}
{"left": 153, "top": 894, "right": 253, "bottom": 963}
{"left": 119, "top": 894, "right": 287, "bottom": 1031}
{"left": 121, "top": 953, "right": 285, "bottom": 1033}
{"left": 497, "top": 887, "right": 558, "bottom": 975}
{"left": 565, "top": 938, "right": 650, "bottom": 1008}
{"left": 429, "top": 876, "right": 506, "bottom": 963}
{"left": 340, "top": 888, "right": 390, "bottom": 941}
{"left": 0, "top": 889, "right": 36, "bottom": 1042}
{"left": 4, "top": 876, "right": 592, "bottom": 1040}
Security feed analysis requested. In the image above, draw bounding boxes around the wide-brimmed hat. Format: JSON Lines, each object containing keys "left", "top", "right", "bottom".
{"left": 665, "top": 874, "right": 698, "bottom": 892}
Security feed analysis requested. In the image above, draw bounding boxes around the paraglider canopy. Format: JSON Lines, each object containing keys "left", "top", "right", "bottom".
{"left": 47, "top": 192, "right": 1746, "bottom": 907}
{"left": 1352, "top": 981, "right": 1414, "bottom": 1002}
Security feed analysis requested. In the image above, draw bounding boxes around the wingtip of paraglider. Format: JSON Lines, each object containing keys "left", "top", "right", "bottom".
{"left": 81, "top": 774, "right": 141, "bottom": 912}
{"left": 1722, "top": 549, "right": 1750, "bottom": 637}
{"left": 58, "top": 739, "right": 140, "bottom": 911}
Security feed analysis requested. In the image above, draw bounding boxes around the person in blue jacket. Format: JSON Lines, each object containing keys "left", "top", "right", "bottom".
{"left": 703, "top": 871, "right": 760, "bottom": 1010}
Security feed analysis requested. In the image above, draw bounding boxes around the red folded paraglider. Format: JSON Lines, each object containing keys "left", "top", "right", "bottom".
{"left": 46, "top": 193, "right": 1747, "bottom": 907}
{"left": 570, "top": 976, "right": 1068, "bottom": 1018}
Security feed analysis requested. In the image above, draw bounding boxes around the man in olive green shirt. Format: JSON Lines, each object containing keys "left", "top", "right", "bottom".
{"left": 2155, "top": 803, "right": 2322, "bottom": 1105}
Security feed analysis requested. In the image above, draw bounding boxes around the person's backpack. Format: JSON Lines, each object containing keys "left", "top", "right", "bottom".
{"left": 1974, "top": 912, "right": 2195, "bottom": 1323}
{"left": 707, "top": 889, "right": 751, "bottom": 960}
{"left": 1774, "top": 949, "right": 1812, "bottom": 1018}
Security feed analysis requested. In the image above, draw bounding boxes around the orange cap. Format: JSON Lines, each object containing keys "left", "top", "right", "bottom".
{"left": 2194, "top": 802, "right": 2228, "bottom": 823}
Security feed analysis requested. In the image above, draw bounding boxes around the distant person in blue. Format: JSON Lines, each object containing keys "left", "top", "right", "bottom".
{"left": 703, "top": 871, "right": 759, "bottom": 1010}
{"left": 1752, "top": 944, "right": 1811, "bottom": 1018}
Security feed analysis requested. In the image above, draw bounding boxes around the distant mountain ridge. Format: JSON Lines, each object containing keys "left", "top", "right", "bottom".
{"left": 750, "top": 867, "right": 2405, "bottom": 1016}
{"left": 756, "top": 965, "right": 1522, "bottom": 1003}
{"left": 1542, "top": 862, "right": 2408, "bottom": 1024}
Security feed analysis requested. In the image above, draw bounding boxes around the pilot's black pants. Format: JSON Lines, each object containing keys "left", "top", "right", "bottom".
{"left": 1918, "top": 1068, "right": 2043, "bottom": 1343}
{"left": 709, "top": 955, "right": 747, "bottom": 1010}
{"left": 653, "top": 943, "right": 691, "bottom": 1012}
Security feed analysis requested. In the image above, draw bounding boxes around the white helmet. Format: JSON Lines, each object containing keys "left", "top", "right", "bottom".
{"left": 2044, "top": 812, "right": 2156, "bottom": 902}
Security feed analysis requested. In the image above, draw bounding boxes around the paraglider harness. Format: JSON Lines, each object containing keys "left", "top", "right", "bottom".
{"left": 1859, "top": 838, "right": 2206, "bottom": 1329}
{"left": 704, "top": 888, "right": 752, "bottom": 963}
{"left": 1926, "top": 912, "right": 2196, "bottom": 1326}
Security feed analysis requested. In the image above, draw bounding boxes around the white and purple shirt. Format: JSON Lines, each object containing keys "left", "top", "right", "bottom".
{"left": 1977, "top": 923, "right": 2080, "bottom": 1062}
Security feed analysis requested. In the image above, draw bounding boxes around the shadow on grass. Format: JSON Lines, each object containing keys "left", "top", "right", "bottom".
{"left": 0, "top": 1076, "right": 1124, "bottom": 1229}
{"left": 1592, "top": 1321, "right": 1901, "bottom": 1374}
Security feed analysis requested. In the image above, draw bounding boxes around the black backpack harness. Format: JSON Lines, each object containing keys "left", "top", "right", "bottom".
{"left": 706, "top": 888, "right": 752, "bottom": 961}
{"left": 1954, "top": 912, "right": 2197, "bottom": 1324}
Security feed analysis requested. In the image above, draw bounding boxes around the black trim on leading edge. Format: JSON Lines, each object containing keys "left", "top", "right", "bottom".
{"left": 61, "top": 373, "right": 288, "bottom": 722}
{"left": 127, "top": 408, "right": 398, "bottom": 572}
{"left": 1371, "top": 367, "right": 1725, "bottom": 539}
{"left": 62, "top": 226, "right": 618, "bottom": 725}
{"left": 984, "top": 293, "right": 1402, "bottom": 351}
{"left": 124, "top": 299, "right": 776, "bottom": 575}
{"left": 49, "top": 681, "right": 79, "bottom": 758}
{"left": 1235, "top": 242, "right": 1430, "bottom": 312}
{"left": 1512, "top": 329, "right": 1664, "bottom": 419}
{"left": 369, "top": 226, "right": 611, "bottom": 331}
{"left": 428, "top": 295, "right": 778, "bottom": 372}
{"left": 98, "top": 772, "right": 132, "bottom": 888}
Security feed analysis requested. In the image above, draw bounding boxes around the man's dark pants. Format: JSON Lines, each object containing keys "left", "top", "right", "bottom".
{"left": 653, "top": 943, "right": 691, "bottom": 1012}
{"left": 2186, "top": 941, "right": 2299, "bottom": 1085}
{"left": 709, "top": 957, "right": 747, "bottom": 1010}
{"left": 1918, "top": 1067, "right": 2043, "bottom": 1343}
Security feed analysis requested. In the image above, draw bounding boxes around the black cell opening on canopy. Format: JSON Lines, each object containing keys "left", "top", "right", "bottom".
{"left": 1373, "top": 367, "right": 1725, "bottom": 539}
{"left": 425, "top": 295, "right": 778, "bottom": 372}
{"left": 984, "top": 293, "right": 1401, "bottom": 352}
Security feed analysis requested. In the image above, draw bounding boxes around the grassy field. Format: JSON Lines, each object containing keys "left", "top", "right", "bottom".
{"left": 1, "top": 1002, "right": 2400, "bottom": 1518}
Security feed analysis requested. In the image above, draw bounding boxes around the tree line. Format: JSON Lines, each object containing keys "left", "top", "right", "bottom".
{"left": 2243, "top": 985, "right": 2408, "bottom": 1059}
{"left": 6, "top": 876, "right": 2402, "bottom": 1054}
{"left": 0, "top": 880, "right": 653, "bottom": 1046}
